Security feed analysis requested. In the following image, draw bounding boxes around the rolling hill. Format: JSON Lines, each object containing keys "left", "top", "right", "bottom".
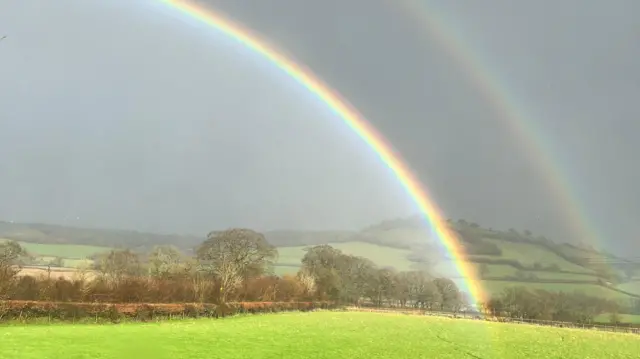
{"left": 2, "top": 218, "right": 638, "bottom": 304}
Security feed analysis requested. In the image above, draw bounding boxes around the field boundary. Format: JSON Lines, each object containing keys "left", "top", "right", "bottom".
{"left": 343, "top": 307, "right": 640, "bottom": 335}
{"left": 0, "top": 300, "right": 337, "bottom": 323}
{"left": 2, "top": 300, "right": 639, "bottom": 335}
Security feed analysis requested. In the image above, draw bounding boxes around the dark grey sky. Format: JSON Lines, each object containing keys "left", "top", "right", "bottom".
{"left": 0, "top": 1, "right": 638, "bottom": 253}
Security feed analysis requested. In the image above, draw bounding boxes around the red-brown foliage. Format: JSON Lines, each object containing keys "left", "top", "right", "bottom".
{"left": 0, "top": 300, "right": 335, "bottom": 322}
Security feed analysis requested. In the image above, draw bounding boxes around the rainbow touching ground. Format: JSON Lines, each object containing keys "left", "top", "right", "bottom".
{"left": 161, "top": 0, "right": 485, "bottom": 304}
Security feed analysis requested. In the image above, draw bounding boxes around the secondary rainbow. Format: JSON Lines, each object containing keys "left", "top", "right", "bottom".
{"left": 397, "top": 0, "right": 601, "bottom": 247}
{"left": 161, "top": 0, "right": 485, "bottom": 304}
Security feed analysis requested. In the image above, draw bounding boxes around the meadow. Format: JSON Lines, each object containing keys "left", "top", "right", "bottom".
{"left": 0, "top": 312, "right": 637, "bottom": 359}
{"left": 0, "top": 239, "right": 110, "bottom": 259}
{"left": 275, "top": 241, "right": 413, "bottom": 271}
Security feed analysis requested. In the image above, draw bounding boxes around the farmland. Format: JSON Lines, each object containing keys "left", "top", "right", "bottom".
{"left": 0, "top": 312, "right": 637, "bottom": 359}
{"left": 4, "top": 219, "right": 640, "bottom": 321}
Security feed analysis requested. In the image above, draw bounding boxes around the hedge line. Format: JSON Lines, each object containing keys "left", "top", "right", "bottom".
{"left": 0, "top": 301, "right": 337, "bottom": 323}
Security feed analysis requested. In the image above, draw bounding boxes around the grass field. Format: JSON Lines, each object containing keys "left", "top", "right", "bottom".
{"left": 276, "top": 242, "right": 413, "bottom": 271}
{"left": 480, "top": 239, "right": 594, "bottom": 273}
{"left": 471, "top": 280, "right": 632, "bottom": 300}
{"left": 0, "top": 312, "right": 637, "bottom": 359}
{"left": 617, "top": 281, "right": 640, "bottom": 296}
{"left": 595, "top": 313, "right": 640, "bottom": 324}
{"left": 10, "top": 241, "right": 110, "bottom": 259}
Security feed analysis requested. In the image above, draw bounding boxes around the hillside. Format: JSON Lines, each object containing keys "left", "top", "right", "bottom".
{"left": 2, "top": 218, "right": 638, "bottom": 303}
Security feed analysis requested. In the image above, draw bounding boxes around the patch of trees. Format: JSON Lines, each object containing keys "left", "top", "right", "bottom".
{"left": 482, "top": 287, "right": 618, "bottom": 324}
{"left": 0, "top": 230, "right": 465, "bottom": 313}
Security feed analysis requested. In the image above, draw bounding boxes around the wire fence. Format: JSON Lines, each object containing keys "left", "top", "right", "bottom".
{"left": 344, "top": 307, "right": 640, "bottom": 335}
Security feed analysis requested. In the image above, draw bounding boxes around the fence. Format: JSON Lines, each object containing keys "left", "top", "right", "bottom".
{"left": 344, "top": 307, "right": 640, "bottom": 335}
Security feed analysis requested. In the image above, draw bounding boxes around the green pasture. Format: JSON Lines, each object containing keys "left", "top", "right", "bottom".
{"left": 0, "top": 312, "right": 637, "bottom": 359}
{"left": 472, "top": 280, "right": 632, "bottom": 300}
{"left": 617, "top": 281, "right": 640, "bottom": 296}
{"left": 10, "top": 241, "right": 110, "bottom": 259}
{"left": 595, "top": 313, "right": 640, "bottom": 324}
{"left": 480, "top": 239, "right": 594, "bottom": 273}
{"left": 276, "top": 241, "right": 413, "bottom": 271}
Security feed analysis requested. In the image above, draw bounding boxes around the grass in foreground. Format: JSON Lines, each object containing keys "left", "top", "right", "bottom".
{"left": 1, "top": 312, "right": 638, "bottom": 359}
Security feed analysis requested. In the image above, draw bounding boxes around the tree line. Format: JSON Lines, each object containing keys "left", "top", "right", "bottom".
{"left": 0, "top": 228, "right": 464, "bottom": 310}
{"left": 0, "top": 228, "right": 634, "bottom": 325}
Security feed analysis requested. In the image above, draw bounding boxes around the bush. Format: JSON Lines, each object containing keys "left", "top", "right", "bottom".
{"left": 0, "top": 300, "right": 337, "bottom": 323}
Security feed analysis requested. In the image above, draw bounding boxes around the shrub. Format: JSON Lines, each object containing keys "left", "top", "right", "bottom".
{"left": 0, "top": 300, "right": 337, "bottom": 323}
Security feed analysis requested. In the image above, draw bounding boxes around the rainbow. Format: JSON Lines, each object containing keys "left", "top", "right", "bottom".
{"left": 397, "top": 0, "right": 600, "bottom": 247}
{"left": 161, "top": 0, "right": 485, "bottom": 304}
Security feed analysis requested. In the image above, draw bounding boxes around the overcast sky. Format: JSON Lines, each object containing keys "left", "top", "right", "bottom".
{"left": 0, "top": 0, "right": 638, "bottom": 253}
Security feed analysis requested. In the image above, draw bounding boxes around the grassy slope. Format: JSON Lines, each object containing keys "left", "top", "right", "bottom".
{"left": 15, "top": 241, "right": 110, "bottom": 259}
{"left": 480, "top": 239, "right": 594, "bottom": 273}
{"left": 276, "top": 242, "right": 412, "bottom": 271}
{"left": 617, "top": 281, "right": 640, "bottom": 296}
{"left": 0, "top": 312, "right": 637, "bottom": 359}
{"left": 470, "top": 280, "right": 631, "bottom": 300}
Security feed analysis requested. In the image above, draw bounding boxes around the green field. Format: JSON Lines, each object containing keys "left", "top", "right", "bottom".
{"left": 617, "top": 281, "right": 640, "bottom": 296}
{"left": 595, "top": 313, "right": 640, "bottom": 324}
{"left": 480, "top": 239, "right": 594, "bottom": 273}
{"left": 0, "top": 312, "right": 637, "bottom": 359}
{"left": 8, "top": 241, "right": 110, "bottom": 259}
{"left": 276, "top": 242, "right": 413, "bottom": 271}
{"left": 470, "top": 280, "right": 632, "bottom": 300}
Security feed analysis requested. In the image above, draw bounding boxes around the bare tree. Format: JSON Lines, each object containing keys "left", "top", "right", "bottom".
{"left": 296, "top": 268, "right": 316, "bottom": 297}
{"left": 197, "top": 228, "right": 278, "bottom": 302}
{"left": 148, "top": 245, "right": 186, "bottom": 279}
{"left": 94, "top": 249, "right": 142, "bottom": 283}
{"left": 0, "top": 240, "right": 27, "bottom": 298}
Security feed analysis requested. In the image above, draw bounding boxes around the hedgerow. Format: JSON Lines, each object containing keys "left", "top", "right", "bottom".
{"left": 0, "top": 300, "right": 337, "bottom": 323}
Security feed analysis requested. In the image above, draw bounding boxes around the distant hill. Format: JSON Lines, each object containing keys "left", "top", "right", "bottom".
{"left": 0, "top": 221, "right": 202, "bottom": 251}
{"left": 0, "top": 221, "right": 364, "bottom": 252}
{"left": 4, "top": 218, "right": 640, "bottom": 303}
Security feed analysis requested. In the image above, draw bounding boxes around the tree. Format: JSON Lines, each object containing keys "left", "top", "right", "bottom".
{"left": 609, "top": 312, "right": 621, "bottom": 325}
{"left": 433, "top": 277, "right": 460, "bottom": 310}
{"left": 338, "top": 255, "right": 376, "bottom": 305}
{"left": 197, "top": 228, "right": 277, "bottom": 302}
{"left": 94, "top": 249, "right": 143, "bottom": 283}
{"left": 301, "top": 245, "right": 344, "bottom": 300}
{"left": 367, "top": 267, "right": 396, "bottom": 307}
{"left": 148, "top": 245, "right": 187, "bottom": 279}
{"left": 296, "top": 268, "right": 316, "bottom": 298}
{"left": 0, "top": 240, "right": 27, "bottom": 297}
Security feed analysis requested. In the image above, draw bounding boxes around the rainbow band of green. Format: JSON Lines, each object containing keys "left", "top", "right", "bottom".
{"left": 162, "top": 0, "right": 485, "bottom": 304}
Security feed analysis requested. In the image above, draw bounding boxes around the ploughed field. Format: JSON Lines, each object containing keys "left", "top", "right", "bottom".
{"left": 1, "top": 312, "right": 637, "bottom": 359}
